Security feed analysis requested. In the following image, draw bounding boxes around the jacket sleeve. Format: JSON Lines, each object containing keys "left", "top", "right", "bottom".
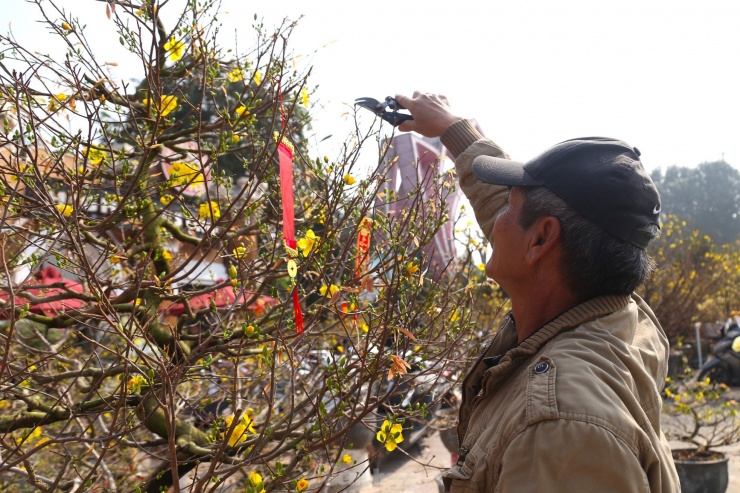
{"left": 440, "top": 119, "right": 511, "bottom": 240}
{"left": 496, "top": 420, "right": 650, "bottom": 493}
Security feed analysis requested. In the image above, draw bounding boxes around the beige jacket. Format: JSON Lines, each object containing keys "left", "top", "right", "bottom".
{"left": 439, "top": 120, "right": 680, "bottom": 493}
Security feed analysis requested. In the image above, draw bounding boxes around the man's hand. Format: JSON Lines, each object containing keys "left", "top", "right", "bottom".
{"left": 395, "top": 92, "right": 463, "bottom": 137}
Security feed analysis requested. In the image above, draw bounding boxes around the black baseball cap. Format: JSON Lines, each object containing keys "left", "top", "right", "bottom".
{"left": 472, "top": 137, "right": 661, "bottom": 249}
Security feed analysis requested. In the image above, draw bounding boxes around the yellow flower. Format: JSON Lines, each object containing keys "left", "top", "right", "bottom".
{"left": 161, "top": 250, "right": 172, "bottom": 261}
{"left": 164, "top": 37, "right": 185, "bottom": 62}
{"left": 244, "top": 325, "right": 255, "bottom": 337}
{"left": 235, "top": 105, "right": 249, "bottom": 116}
{"left": 300, "top": 87, "right": 309, "bottom": 107}
{"left": 343, "top": 174, "right": 356, "bottom": 186}
{"left": 376, "top": 419, "right": 404, "bottom": 452}
{"left": 127, "top": 374, "right": 145, "bottom": 393}
{"left": 134, "top": 298, "right": 143, "bottom": 306}
{"left": 169, "top": 161, "right": 203, "bottom": 186}
{"left": 223, "top": 411, "right": 256, "bottom": 447}
{"left": 86, "top": 147, "right": 106, "bottom": 165}
{"left": 228, "top": 68, "right": 245, "bottom": 83}
{"left": 296, "top": 478, "right": 309, "bottom": 492}
{"left": 29, "top": 427, "right": 42, "bottom": 441}
{"left": 296, "top": 229, "right": 319, "bottom": 257}
{"left": 359, "top": 322, "right": 369, "bottom": 333}
{"left": 249, "top": 471, "right": 263, "bottom": 487}
{"left": 199, "top": 201, "right": 221, "bottom": 221}
{"left": 476, "top": 263, "right": 486, "bottom": 271}
{"left": 341, "top": 453, "right": 352, "bottom": 464}
{"left": 17, "top": 427, "right": 48, "bottom": 446}
{"left": 61, "top": 22, "right": 71, "bottom": 30}
{"left": 159, "top": 95, "right": 179, "bottom": 117}
{"left": 404, "top": 262, "right": 419, "bottom": 277}
{"left": 319, "top": 284, "right": 340, "bottom": 299}
{"left": 231, "top": 134, "right": 241, "bottom": 144}
{"left": 56, "top": 93, "right": 68, "bottom": 101}
{"left": 160, "top": 194, "right": 174, "bottom": 205}
{"left": 143, "top": 95, "right": 179, "bottom": 117}
{"left": 56, "top": 204, "right": 73, "bottom": 217}
{"left": 228, "top": 264, "right": 238, "bottom": 279}
{"left": 254, "top": 70, "right": 262, "bottom": 85}
{"left": 233, "top": 246, "right": 247, "bottom": 259}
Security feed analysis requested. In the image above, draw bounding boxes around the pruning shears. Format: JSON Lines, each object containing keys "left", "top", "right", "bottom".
{"left": 354, "top": 96, "right": 413, "bottom": 127}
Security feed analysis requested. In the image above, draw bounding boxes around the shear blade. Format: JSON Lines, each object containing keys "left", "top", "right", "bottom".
{"left": 354, "top": 96, "right": 413, "bottom": 127}
{"left": 354, "top": 97, "right": 383, "bottom": 113}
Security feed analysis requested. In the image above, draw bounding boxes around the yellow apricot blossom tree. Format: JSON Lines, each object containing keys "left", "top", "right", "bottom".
{"left": 639, "top": 214, "right": 740, "bottom": 340}
{"left": 0, "top": 1, "right": 495, "bottom": 491}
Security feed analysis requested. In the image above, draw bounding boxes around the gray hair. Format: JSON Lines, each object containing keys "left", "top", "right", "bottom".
{"left": 518, "top": 187, "right": 655, "bottom": 299}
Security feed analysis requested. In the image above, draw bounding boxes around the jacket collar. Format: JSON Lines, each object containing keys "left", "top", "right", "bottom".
{"left": 493, "top": 294, "right": 632, "bottom": 367}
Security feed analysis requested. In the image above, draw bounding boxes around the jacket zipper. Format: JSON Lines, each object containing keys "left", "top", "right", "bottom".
{"left": 456, "top": 320, "right": 507, "bottom": 454}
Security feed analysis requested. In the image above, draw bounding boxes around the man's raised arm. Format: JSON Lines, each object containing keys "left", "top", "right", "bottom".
{"left": 395, "top": 92, "right": 511, "bottom": 239}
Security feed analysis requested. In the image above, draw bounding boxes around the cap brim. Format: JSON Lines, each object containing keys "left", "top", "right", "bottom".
{"left": 472, "top": 155, "right": 541, "bottom": 186}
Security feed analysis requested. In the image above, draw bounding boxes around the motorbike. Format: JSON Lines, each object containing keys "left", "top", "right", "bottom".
{"left": 698, "top": 322, "right": 740, "bottom": 385}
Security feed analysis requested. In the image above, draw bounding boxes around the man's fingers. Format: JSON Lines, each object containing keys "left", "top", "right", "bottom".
{"left": 397, "top": 120, "right": 416, "bottom": 133}
{"left": 395, "top": 94, "right": 411, "bottom": 108}
{"left": 394, "top": 91, "right": 458, "bottom": 137}
{"left": 395, "top": 94, "right": 415, "bottom": 133}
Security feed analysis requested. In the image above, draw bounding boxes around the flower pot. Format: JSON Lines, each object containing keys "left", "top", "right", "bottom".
{"left": 672, "top": 449, "right": 729, "bottom": 493}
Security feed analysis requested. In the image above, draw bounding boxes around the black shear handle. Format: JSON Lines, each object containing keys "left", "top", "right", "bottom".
{"left": 383, "top": 111, "right": 413, "bottom": 127}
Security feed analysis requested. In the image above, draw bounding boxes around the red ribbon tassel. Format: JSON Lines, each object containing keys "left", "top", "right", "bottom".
{"left": 354, "top": 218, "right": 373, "bottom": 329}
{"left": 355, "top": 218, "right": 372, "bottom": 278}
{"left": 277, "top": 141, "right": 304, "bottom": 335}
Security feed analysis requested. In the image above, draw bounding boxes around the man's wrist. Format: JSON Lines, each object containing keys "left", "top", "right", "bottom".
{"left": 440, "top": 119, "right": 485, "bottom": 158}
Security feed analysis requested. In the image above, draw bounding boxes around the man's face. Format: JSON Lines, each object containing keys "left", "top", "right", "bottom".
{"left": 485, "top": 187, "right": 529, "bottom": 289}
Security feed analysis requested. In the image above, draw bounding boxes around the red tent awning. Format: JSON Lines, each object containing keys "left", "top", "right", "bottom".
{"left": 0, "top": 269, "right": 278, "bottom": 319}
{"left": 0, "top": 266, "right": 86, "bottom": 318}
{"left": 161, "top": 283, "right": 278, "bottom": 316}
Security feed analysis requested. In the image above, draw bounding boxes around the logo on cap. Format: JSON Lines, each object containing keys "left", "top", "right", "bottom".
{"left": 653, "top": 204, "right": 661, "bottom": 215}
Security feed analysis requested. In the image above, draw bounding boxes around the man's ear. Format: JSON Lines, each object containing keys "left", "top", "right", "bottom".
{"left": 525, "top": 216, "right": 561, "bottom": 264}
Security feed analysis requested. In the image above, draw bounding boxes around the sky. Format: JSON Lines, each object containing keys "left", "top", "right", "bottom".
{"left": 1, "top": 0, "right": 739, "bottom": 172}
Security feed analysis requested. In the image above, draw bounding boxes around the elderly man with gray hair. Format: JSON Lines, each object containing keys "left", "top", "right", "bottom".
{"left": 394, "top": 92, "right": 679, "bottom": 493}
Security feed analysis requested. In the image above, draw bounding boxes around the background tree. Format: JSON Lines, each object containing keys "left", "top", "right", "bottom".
{"left": 0, "top": 2, "right": 498, "bottom": 491}
{"left": 651, "top": 161, "right": 740, "bottom": 244}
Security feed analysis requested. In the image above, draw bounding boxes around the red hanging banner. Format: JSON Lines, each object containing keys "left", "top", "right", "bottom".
{"left": 277, "top": 139, "right": 304, "bottom": 335}
{"left": 278, "top": 142, "right": 296, "bottom": 243}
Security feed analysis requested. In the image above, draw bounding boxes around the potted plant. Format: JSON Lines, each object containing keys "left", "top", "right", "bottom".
{"left": 663, "top": 376, "right": 740, "bottom": 493}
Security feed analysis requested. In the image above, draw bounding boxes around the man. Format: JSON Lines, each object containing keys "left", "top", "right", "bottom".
{"left": 395, "top": 92, "right": 679, "bottom": 492}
